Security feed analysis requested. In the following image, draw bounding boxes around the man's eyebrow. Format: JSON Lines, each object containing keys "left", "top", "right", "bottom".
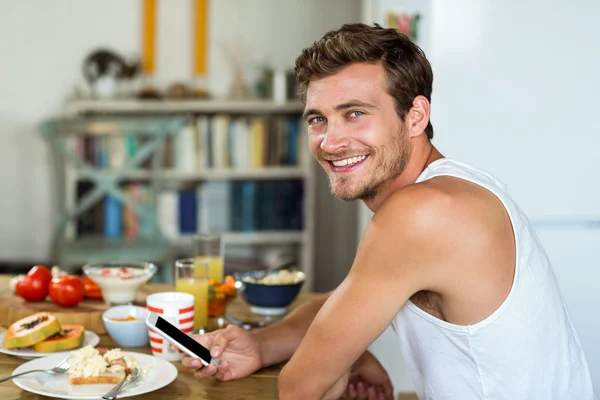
{"left": 334, "top": 100, "right": 377, "bottom": 111}
{"left": 302, "top": 108, "right": 320, "bottom": 120}
{"left": 303, "top": 101, "right": 376, "bottom": 120}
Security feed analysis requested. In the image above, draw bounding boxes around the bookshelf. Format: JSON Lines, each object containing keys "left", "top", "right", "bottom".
{"left": 62, "top": 99, "right": 316, "bottom": 290}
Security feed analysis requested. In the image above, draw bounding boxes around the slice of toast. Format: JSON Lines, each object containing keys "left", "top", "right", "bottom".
{"left": 68, "top": 371, "right": 125, "bottom": 385}
{"left": 68, "top": 347, "right": 133, "bottom": 385}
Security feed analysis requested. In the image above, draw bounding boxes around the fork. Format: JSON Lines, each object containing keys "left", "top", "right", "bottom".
{"left": 102, "top": 368, "right": 141, "bottom": 400}
{"left": 0, "top": 357, "right": 70, "bottom": 383}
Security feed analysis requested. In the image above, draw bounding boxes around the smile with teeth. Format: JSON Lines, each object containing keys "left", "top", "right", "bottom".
{"left": 331, "top": 155, "right": 367, "bottom": 167}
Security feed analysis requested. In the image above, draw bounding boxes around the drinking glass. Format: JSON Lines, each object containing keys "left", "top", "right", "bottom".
{"left": 174, "top": 258, "right": 209, "bottom": 332}
{"left": 193, "top": 233, "right": 224, "bottom": 283}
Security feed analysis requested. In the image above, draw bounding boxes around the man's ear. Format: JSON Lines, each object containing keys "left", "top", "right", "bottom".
{"left": 407, "top": 95, "right": 430, "bottom": 138}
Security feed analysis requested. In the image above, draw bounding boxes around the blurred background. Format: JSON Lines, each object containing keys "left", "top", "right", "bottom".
{"left": 1, "top": 0, "right": 599, "bottom": 395}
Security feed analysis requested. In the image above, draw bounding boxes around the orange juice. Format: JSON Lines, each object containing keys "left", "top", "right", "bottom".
{"left": 196, "top": 256, "right": 224, "bottom": 283}
{"left": 175, "top": 278, "right": 208, "bottom": 329}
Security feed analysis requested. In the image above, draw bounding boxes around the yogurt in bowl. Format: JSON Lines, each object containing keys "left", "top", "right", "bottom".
{"left": 83, "top": 262, "right": 157, "bottom": 305}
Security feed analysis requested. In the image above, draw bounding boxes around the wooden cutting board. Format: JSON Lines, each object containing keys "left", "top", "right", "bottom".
{"left": 0, "top": 290, "right": 149, "bottom": 335}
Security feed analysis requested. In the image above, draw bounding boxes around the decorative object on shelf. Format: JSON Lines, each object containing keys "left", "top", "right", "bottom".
{"left": 166, "top": 82, "right": 193, "bottom": 99}
{"left": 192, "top": 0, "right": 210, "bottom": 98}
{"left": 385, "top": 11, "right": 421, "bottom": 41}
{"left": 138, "top": 85, "right": 162, "bottom": 100}
{"left": 82, "top": 49, "right": 140, "bottom": 99}
{"left": 222, "top": 40, "right": 251, "bottom": 99}
{"left": 139, "top": 0, "right": 160, "bottom": 99}
{"left": 256, "top": 65, "right": 298, "bottom": 101}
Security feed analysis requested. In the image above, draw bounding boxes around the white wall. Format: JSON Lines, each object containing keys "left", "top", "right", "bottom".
{"left": 361, "top": 0, "right": 600, "bottom": 393}
{"left": 0, "top": 0, "right": 361, "bottom": 262}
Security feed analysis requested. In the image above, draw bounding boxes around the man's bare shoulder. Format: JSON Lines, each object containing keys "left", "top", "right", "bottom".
{"left": 371, "top": 175, "right": 510, "bottom": 269}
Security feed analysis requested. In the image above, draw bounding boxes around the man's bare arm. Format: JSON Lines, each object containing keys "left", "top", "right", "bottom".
{"left": 278, "top": 188, "right": 452, "bottom": 399}
{"left": 254, "top": 291, "right": 332, "bottom": 367}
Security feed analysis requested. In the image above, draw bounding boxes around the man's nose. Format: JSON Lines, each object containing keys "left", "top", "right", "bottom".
{"left": 320, "top": 122, "right": 350, "bottom": 154}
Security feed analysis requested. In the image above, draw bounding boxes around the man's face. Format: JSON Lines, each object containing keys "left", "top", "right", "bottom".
{"left": 304, "top": 63, "right": 411, "bottom": 201}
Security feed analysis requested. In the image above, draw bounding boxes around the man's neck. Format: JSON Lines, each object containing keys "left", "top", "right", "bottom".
{"left": 363, "top": 142, "right": 443, "bottom": 213}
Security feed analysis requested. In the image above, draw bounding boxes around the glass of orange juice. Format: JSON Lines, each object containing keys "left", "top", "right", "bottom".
{"left": 193, "top": 233, "right": 224, "bottom": 283}
{"left": 175, "top": 258, "right": 209, "bottom": 332}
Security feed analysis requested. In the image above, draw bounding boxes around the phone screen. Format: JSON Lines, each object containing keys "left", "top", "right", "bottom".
{"left": 155, "top": 315, "right": 212, "bottom": 363}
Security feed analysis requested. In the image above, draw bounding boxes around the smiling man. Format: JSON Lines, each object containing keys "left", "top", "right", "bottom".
{"left": 277, "top": 23, "right": 596, "bottom": 399}
{"left": 183, "top": 23, "right": 596, "bottom": 400}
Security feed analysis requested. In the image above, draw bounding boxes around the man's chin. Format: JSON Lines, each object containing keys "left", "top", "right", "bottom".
{"left": 330, "top": 185, "right": 363, "bottom": 202}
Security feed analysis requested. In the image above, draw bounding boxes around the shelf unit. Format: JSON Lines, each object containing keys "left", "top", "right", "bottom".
{"left": 74, "top": 166, "right": 308, "bottom": 181}
{"left": 62, "top": 99, "right": 316, "bottom": 290}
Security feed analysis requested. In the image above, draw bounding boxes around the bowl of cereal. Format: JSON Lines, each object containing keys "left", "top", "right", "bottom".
{"left": 234, "top": 269, "right": 305, "bottom": 316}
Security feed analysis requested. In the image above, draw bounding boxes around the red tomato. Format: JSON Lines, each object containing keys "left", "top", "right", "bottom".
{"left": 16, "top": 275, "right": 48, "bottom": 302}
{"left": 49, "top": 276, "right": 84, "bottom": 307}
{"left": 27, "top": 265, "right": 52, "bottom": 286}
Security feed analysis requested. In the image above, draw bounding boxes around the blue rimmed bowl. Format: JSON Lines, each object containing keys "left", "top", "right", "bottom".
{"left": 234, "top": 269, "right": 305, "bottom": 316}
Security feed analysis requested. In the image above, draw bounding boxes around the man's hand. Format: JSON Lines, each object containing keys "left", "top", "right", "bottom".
{"left": 344, "top": 351, "right": 394, "bottom": 400}
{"left": 319, "top": 351, "right": 393, "bottom": 400}
{"left": 181, "top": 325, "right": 263, "bottom": 381}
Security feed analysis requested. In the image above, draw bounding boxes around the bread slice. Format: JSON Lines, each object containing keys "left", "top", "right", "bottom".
{"left": 68, "top": 346, "right": 135, "bottom": 385}
{"left": 68, "top": 371, "right": 125, "bottom": 385}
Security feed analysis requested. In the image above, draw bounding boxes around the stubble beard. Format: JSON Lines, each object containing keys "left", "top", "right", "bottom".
{"left": 327, "top": 129, "right": 411, "bottom": 202}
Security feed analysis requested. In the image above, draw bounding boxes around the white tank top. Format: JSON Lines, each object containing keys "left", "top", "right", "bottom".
{"left": 393, "top": 158, "right": 596, "bottom": 400}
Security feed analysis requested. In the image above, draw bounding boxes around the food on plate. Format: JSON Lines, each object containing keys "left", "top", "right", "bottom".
{"left": 4, "top": 312, "right": 61, "bottom": 349}
{"left": 241, "top": 269, "right": 304, "bottom": 285}
{"left": 49, "top": 275, "right": 85, "bottom": 307}
{"left": 15, "top": 265, "right": 52, "bottom": 302}
{"left": 32, "top": 325, "right": 85, "bottom": 353}
{"left": 68, "top": 345, "right": 140, "bottom": 385}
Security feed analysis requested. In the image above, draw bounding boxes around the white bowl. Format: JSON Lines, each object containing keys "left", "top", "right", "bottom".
{"left": 102, "top": 305, "right": 149, "bottom": 347}
{"left": 83, "top": 262, "right": 156, "bottom": 305}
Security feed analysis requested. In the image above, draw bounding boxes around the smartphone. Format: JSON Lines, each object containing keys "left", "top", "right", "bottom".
{"left": 145, "top": 312, "right": 215, "bottom": 367}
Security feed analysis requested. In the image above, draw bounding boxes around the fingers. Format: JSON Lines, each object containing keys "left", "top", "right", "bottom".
{"left": 189, "top": 359, "right": 232, "bottom": 381}
{"left": 357, "top": 381, "right": 370, "bottom": 399}
{"left": 211, "top": 360, "right": 233, "bottom": 381}
{"left": 344, "top": 381, "right": 392, "bottom": 400}
{"left": 193, "top": 363, "right": 218, "bottom": 379}
{"left": 348, "top": 382, "right": 357, "bottom": 398}
{"left": 378, "top": 385, "right": 393, "bottom": 400}
{"left": 366, "top": 385, "right": 377, "bottom": 399}
{"left": 211, "top": 324, "right": 245, "bottom": 358}
{"left": 383, "top": 380, "right": 394, "bottom": 399}
{"left": 181, "top": 333, "right": 216, "bottom": 369}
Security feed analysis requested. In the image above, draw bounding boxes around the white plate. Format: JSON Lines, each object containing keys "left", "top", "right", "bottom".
{"left": 0, "top": 331, "right": 100, "bottom": 359}
{"left": 11, "top": 351, "right": 178, "bottom": 399}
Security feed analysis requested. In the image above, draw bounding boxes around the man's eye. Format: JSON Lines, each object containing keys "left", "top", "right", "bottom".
{"left": 309, "top": 117, "right": 326, "bottom": 124}
{"left": 349, "top": 111, "right": 365, "bottom": 118}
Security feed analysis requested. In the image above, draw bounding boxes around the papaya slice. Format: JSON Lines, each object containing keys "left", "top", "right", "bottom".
{"left": 32, "top": 324, "right": 85, "bottom": 353}
{"left": 4, "top": 312, "right": 61, "bottom": 349}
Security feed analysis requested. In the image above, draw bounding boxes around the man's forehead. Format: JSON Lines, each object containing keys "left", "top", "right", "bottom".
{"left": 305, "top": 69, "right": 384, "bottom": 109}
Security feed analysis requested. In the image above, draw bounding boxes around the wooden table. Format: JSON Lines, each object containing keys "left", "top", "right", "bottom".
{"left": 0, "top": 276, "right": 417, "bottom": 400}
{"left": 0, "top": 276, "right": 315, "bottom": 400}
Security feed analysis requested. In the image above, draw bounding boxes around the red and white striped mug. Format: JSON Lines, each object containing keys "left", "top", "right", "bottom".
{"left": 146, "top": 292, "right": 195, "bottom": 361}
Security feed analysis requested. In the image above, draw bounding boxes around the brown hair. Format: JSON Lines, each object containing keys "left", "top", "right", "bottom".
{"left": 294, "top": 23, "right": 434, "bottom": 140}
